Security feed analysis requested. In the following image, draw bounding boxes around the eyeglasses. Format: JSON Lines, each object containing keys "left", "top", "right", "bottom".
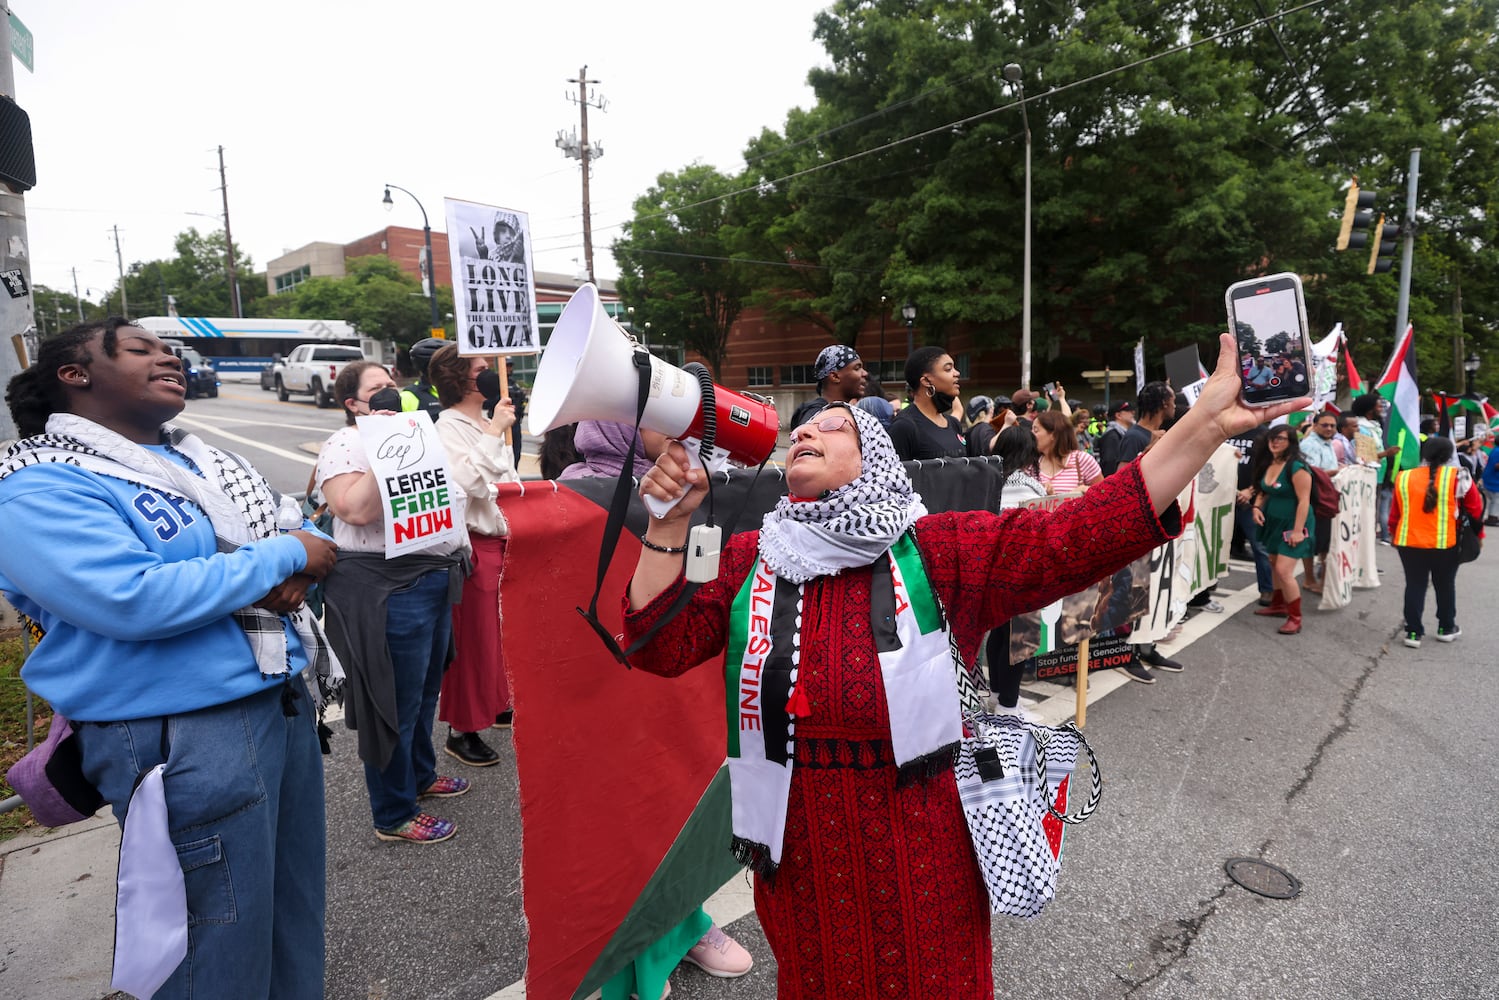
{"left": 789, "top": 413, "right": 856, "bottom": 445}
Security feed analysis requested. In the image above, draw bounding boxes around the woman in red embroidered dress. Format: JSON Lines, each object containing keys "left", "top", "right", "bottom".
{"left": 624, "top": 335, "right": 1304, "bottom": 999}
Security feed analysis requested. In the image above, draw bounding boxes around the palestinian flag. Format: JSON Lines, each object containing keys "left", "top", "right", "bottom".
{"left": 1431, "top": 392, "right": 1498, "bottom": 439}
{"left": 1345, "top": 342, "right": 1367, "bottom": 397}
{"left": 1375, "top": 324, "right": 1422, "bottom": 475}
{"left": 496, "top": 458, "right": 1021, "bottom": 999}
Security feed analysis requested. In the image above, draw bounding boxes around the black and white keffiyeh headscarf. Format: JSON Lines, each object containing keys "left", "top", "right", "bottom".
{"left": 758, "top": 402, "right": 927, "bottom": 582}
{"left": 0, "top": 413, "right": 343, "bottom": 705}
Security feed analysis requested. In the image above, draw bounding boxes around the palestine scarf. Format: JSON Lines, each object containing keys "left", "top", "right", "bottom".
{"left": 726, "top": 404, "right": 981, "bottom": 876}
{"left": 0, "top": 413, "right": 343, "bottom": 705}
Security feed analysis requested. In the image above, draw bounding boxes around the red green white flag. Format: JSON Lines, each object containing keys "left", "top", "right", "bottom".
{"left": 1375, "top": 324, "right": 1421, "bottom": 475}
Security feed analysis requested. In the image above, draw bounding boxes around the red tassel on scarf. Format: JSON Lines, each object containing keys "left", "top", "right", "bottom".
{"left": 785, "top": 686, "right": 812, "bottom": 718}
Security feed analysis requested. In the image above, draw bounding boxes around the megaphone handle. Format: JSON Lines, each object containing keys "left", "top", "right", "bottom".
{"left": 642, "top": 437, "right": 706, "bottom": 519}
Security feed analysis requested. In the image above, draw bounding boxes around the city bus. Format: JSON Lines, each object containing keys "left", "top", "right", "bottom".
{"left": 133, "top": 316, "right": 389, "bottom": 382}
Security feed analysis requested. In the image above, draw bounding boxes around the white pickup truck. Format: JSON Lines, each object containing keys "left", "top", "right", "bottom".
{"left": 274, "top": 344, "right": 366, "bottom": 408}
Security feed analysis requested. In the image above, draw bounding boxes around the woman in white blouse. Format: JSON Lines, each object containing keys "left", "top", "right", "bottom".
{"left": 429, "top": 345, "right": 521, "bottom": 767}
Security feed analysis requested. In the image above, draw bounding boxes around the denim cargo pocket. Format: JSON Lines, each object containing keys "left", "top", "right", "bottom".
{"left": 176, "top": 835, "right": 237, "bottom": 927}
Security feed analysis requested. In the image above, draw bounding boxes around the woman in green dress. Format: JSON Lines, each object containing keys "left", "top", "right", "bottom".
{"left": 1249, "top": 425, "right": 1314, "bottom": 635}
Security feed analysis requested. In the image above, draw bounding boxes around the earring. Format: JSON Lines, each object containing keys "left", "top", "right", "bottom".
{"left": 80, "top": 377, "right": 89, "bottom": 384}
{"left": 925, "top": 383, "right": 935, "bottom": 398}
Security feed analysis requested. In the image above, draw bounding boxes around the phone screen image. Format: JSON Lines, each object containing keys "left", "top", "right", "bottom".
{"left": 1227, "top": 274, "right": 1311, "bottom": 406}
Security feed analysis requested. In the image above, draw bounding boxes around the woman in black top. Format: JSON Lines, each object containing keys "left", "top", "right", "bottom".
{"left": 888, "top": 346, "right": 966, "bottom": 461}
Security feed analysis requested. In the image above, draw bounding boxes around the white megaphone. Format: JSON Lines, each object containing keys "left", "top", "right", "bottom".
{"left": 528, "top": 283, "right": 780, "bottom": 519}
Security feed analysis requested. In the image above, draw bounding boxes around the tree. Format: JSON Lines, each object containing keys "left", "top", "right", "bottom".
{"left": 259, "top": 255, "right": 453, "bottom": 348}
{"left": 119, "top": 228, "right": 256, "bottom": 318}
{"left": 612, "top": 164, "right": 756, "bottom": 377}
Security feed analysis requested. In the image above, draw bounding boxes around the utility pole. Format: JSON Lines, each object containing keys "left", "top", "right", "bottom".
{"left": 112, "top": 224, "right": 128, "bottom": 319}
{"left": 1393, "top": 148, "right": 1420, "bottom": 341}
{"left": 0, "top": 8, "right": 34, "bottom": 440}
{"left": 558, "top": 66, "right": 606, "bottom": 285}
{"left": 72, "top": 267, "right": 83, "bottom": 320}
{"left": 217, "top": 145, "right": 241, "bottom": 317}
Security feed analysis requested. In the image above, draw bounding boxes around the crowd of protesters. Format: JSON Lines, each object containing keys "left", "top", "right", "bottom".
{"left": 2, "top": 321, "right": 1488, "bottom": 999}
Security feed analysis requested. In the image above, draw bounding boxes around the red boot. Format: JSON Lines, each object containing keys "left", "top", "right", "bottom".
{"left": 1255, "top": 589, "right": 1288, "bottom": 617}
{"left": 1278, "top": 598, "right": 1302, "bottom": 635}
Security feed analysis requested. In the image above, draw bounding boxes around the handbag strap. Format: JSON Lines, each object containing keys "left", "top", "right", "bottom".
{"left": 1034, "top": 724, "right": 1102, "bottom": 824}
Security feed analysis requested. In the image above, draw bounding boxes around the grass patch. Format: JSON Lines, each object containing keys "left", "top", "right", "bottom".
{"left": 0, "top": 629, "right": 51, "bottom": 840}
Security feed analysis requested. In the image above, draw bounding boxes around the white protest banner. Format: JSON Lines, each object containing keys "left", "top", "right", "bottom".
{"left": 1309, "top": 324, "right": 1342, "bottom": 409}
{"left": 445, "top": 197, "right": 540, "bottom": 355}
{"left": 357, "top": 413, "right": 464, "bottom": 557}
{"left": 1319, "top": 464, "right": 1380, "bottom": 609}
{"left": 1188, "top": 444, "right": 1239, "bottom": 593}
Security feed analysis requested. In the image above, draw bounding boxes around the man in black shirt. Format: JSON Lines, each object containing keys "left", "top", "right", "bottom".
{"left": 789, "top": 345, "right": 868, "bottom": 429}
{"left": 1096, "top": 401, "right": 1135, "bottom": 476}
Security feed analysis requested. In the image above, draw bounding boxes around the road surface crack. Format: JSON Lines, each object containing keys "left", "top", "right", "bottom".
{"left": 1285, "top": 646, "right": 1384, "bottom": 805}
{"left": 1116, "top": 885, "right": 1230, "bottom": 995}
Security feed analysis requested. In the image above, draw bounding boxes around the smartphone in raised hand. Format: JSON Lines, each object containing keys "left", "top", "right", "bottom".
{"left": 1226, "top": 273, "right": 1312, "bottom": 407}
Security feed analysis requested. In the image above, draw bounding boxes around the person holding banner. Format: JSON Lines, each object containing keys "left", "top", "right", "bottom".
{"left": 429, "top": 345, "right": 519, "bottom": 762}
{"left": 318, "top": 361, "right": 474, "bottom": 844}
{"left": 1389, "top": 435, "right": 1484, "bottom": 648}
{"left": 1250, "top": 426, "right": 1314, "bottom": 635}
{"left": 622, "top": 333, "right": 1306, "bottom": 999}
{"left": 0, "top": 319, "right": 340, "bottom": 998}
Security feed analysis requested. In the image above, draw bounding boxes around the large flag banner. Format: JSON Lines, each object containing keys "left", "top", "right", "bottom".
{"left": 1319, "top": 464, "right": 1380, "bottom": 609}
{"left": 444, "top": 197, "right": 540, "bottom": 355}
{"left": 499, "top": 458, "right": 1008, "bottom": 999}
{"left": 355, "top": 413, "right": 462, "bottom": 556}
{"left": 1345, "top": 339, "right": 1367, "bottom": 397}
{"left": 1432, "top": 392, "right": 1497, "bottom": 441}
{"left": 1376, "top": 324, "right": 1422, "bottom": 475}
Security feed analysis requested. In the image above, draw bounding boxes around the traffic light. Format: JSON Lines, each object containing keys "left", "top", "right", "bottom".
{"left": 1367, "top": 215, "right": 1399, "bottom": 274}
{"left": 1336, "top": 179, "right": 1375, "bottom": 251}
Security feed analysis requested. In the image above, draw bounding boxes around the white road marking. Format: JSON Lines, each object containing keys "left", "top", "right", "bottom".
{"left": 171, "top": 414, "right": 317, "bottom": 466}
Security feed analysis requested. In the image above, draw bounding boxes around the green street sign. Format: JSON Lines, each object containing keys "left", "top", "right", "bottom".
{"left": 10, "top": 12, "right": 33, "bottom": 73}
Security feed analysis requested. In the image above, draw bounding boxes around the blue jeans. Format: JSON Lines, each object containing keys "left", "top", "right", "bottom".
{"left": 1234, "top": 501, "right": 1273, "bottom": 593}
{"left": 78, "top": 680, "right": 326, "bottom": 999}
{"left": 365, "top": 569, "right": 453, "bottom": 831}
{"left": 1377, "top": 483, "right": 1394, "bottom": 541}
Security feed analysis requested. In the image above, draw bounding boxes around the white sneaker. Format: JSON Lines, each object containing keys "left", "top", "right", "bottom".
{"left": 993, "top": 700, "right": 1032, "bottom": 722}
{"left": 1199, "top": 599, "right": 1225, "bottom": 614}
{"left": 1434, "top": 627, "right": 1462, "bottom": 643}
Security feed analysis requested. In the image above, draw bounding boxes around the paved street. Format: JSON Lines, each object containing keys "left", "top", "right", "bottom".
{"left": 3, "top": 387, "right": 1495, "bottom": 1000}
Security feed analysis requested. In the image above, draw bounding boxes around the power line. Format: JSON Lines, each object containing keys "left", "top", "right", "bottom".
{"left": 594, "top": 0, "right": 1336, "bottom": 252}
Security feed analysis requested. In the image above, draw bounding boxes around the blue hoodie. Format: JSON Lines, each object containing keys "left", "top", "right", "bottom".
{"left": 0, "top": 459, "right": 311, "bottom": 721}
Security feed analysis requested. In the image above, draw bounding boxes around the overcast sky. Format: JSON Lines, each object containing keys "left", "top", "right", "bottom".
{"left": 10, "top": 0, "right": 831, "bottom": 312}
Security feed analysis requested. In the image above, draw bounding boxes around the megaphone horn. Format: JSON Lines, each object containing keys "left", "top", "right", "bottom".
{"left": 527, "top": 284, "right": 779, "bottom": 468}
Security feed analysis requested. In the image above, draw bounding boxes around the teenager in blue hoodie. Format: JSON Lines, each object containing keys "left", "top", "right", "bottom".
{"left": 0, "top": 319, "right": 339, "bottom": 998}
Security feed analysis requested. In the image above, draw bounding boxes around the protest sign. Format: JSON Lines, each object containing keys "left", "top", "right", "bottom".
{"left": 356, "top": 413, "right": 464, "bottom": 557}
{"left": 445, "top": 197, "right": 540, "bottom": 355}
{"left": 1319, "top": 463, "right": 1380, "bottom": 609}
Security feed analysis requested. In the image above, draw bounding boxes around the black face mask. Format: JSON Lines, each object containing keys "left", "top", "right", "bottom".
{"left": 928, "top": 386, "right": 957, "bottom": 415}
{"left": 476, "top": 368, "right": 503, "bottom": 408}
{"left": 367, "top": 387, "right": 403, "bottom": 413}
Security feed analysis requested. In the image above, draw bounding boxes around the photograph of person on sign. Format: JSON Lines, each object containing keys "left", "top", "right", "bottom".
{"left": 444, "top": 197, "right": 540, "bottom": 355}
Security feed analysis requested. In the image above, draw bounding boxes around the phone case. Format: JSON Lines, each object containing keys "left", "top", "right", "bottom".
{"left": 1226, "top": 272, "right": 1313, "bottom": 408}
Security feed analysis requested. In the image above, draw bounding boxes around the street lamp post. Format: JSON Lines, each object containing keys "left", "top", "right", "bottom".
{"left": 901, "top": 301, "right": 917, "bottom": 358}
{"left": 878, "top": 294, "right": 887, "bottom": 382}
{"left": 1003, "top": 62, "right": 1032, "bottom": 390}
{"left": 1464, "top": 352, "right": 1480, "bottom": 397}
{"left": 382, "top": 184, "right": 442, "bottom": 332}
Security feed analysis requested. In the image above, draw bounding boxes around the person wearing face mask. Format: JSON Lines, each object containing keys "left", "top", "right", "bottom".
{"left": 429, "top": 345, "right": 520, "bottom": 764}
{"left": 887, "top": 346, "right": 965, "bottom": 462}
{"left": 317, "top": 361, "right": 473, "bottom": 844}
{"left": 621, "top": 332, "right": 1309, "bottom": 999}
{"left": 399, "top": 338, "right": 448, "bottom": 422}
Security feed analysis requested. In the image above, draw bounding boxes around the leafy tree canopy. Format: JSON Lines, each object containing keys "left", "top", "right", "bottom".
{"left": 613, "top": 0, "right": 1499, "bottom": 395}
{"left": 258, "top": 255, "right": 454, "bottom": 348}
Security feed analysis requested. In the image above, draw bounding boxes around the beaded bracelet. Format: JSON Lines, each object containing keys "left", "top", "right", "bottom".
{"left": 639, "top": 535, "right": 688, "bottom": 555}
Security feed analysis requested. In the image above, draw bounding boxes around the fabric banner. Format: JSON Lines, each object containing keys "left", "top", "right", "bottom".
{"left": 500, "top": 457, "right": 1008, "bottom": 1000}
{"left": 355, "top": 412, "right": 462, "bottom": 556}
{"left": 1029, "top": 633, "right": 1136, "bottom": 681}
{"left": 1319, "top": 464, "right": 1381, "bottom": 609}
{"left": 444, "top": 197, "right": 541, "bottom": 355}
{"left": 1187, "top": 444, "right": 1238, "bottom": 594}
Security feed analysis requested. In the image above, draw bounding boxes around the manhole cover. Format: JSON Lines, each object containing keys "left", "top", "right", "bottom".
{"left": 1225, "top": 857, "right": 1301, "bottom": 899}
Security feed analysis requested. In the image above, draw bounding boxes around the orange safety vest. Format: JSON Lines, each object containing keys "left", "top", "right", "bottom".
{"left": 1392, "top": 465, "right": 1459, "bottom": 549}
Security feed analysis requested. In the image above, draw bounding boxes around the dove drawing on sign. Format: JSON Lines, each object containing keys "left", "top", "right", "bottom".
{"left": 376, "top": 421, "right": 426, "bottom": 470}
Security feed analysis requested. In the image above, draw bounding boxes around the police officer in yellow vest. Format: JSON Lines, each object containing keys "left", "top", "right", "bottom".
{"left": 401, "top": 338, "right": 446, "bottom": 422}
{"left": 1389, "top": 435, "right": 1485, "bottom": 648}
